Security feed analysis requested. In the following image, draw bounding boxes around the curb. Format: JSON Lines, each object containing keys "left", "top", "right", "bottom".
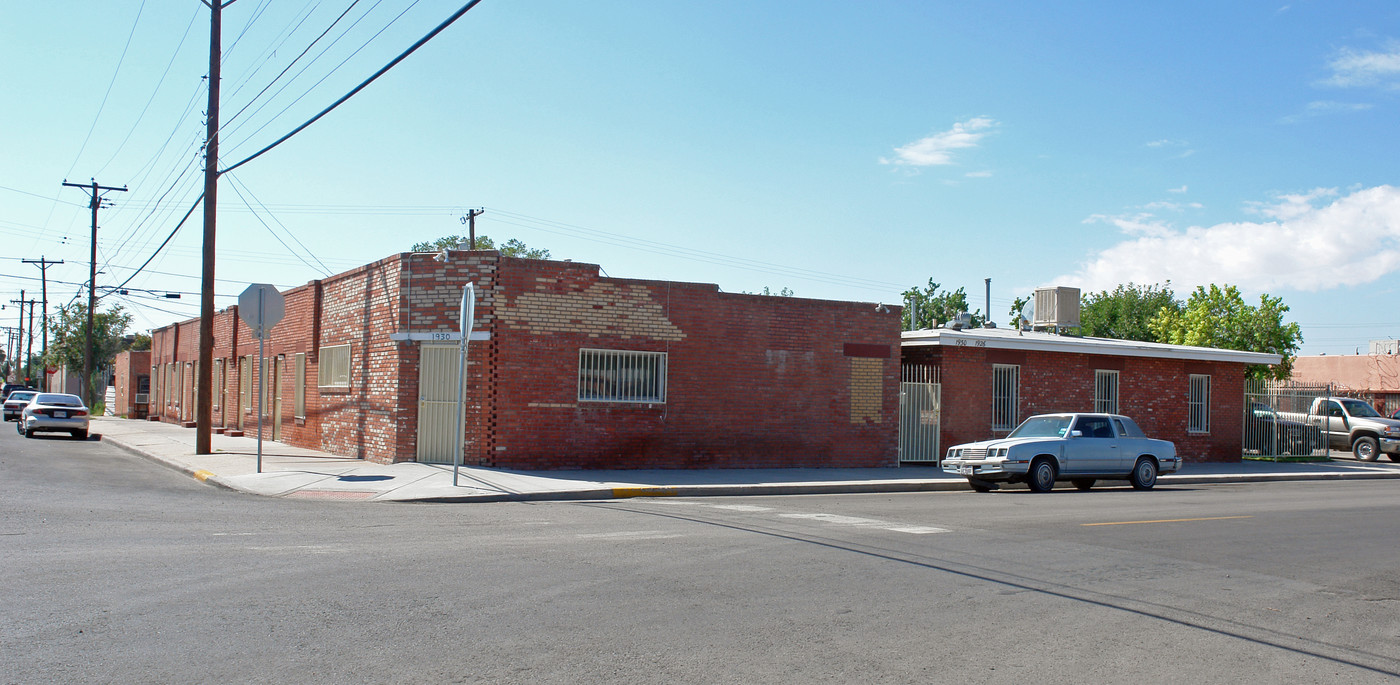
{"left": 100, "top": 433, "right": 239, "bottom": 493}
{"left": 97, "top": 430, "right": 1400, "bottom": 503}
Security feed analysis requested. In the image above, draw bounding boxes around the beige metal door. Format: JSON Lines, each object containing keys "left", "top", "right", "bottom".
{"left": 417, "top": 344, "right": 462, "bottom": 464}
{"left": 272, "top": 356, "right": 283, "bottom": 441}
{"left": 239, "top": 357, "right": 251, "bottom": 430}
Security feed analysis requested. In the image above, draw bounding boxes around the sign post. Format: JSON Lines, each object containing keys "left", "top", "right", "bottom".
{"left": 238, "top": 284, "right": 285, "bottom": 473}
{"left": 453, "top": 282, "right": 476, "bottom": 486}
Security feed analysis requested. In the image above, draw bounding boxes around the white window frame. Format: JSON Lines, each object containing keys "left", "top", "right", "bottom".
{"left": 1094, "top": 369, "right": 1119, "bottom": 415}
{"left": 578, "top": 349, "right": 667, "bottom": 403}
{"left": 318, "top": 344, "right": 351, "bottom": 389}
{"left": 294, "top": 352, "right": 306, "bottom": 418}
{"left": 991, "top": 364, "right": 1020, "bottom": 431}
{"left": 1188, "top": 374, "right": 1211, "bottom": 433}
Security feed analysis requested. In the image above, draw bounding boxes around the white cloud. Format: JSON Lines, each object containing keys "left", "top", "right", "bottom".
{"left": 1322, "top": 41, "right": 1400, "bottom": 89}
{"left": 1142, "top": 200, "right": 1203, "bottom": 212}
{"left": 964, "top": 170, "right": 994, "bottom": 178}
{"left": 1280, "top": 100, "right": 1374, "bottom": 123}
{"left": 1056, "top": 186, "right": 1400, "bottom": 293}
{"left": 1167, "top": 185, "right": 1188, "bottom": 194}
{"left": 881, "top": 117, "right": 997, "bottom": 167}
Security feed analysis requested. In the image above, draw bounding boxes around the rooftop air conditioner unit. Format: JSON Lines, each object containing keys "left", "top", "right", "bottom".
{"left": 949, "top": 312, "right": 974, "bottom": 330}
{"left": 1032, "top": 287, "right": 1081, "bottom": 330}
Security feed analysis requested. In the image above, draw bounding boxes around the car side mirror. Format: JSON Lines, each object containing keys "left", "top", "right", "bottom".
{"left": 1070, "top": 430, "right": 1083, "bottom": 438}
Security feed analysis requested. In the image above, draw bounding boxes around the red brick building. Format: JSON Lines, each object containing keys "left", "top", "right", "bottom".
{"left": 148, "top": 250, "right": 902, "bottom": 469}
{"left": 111, "top": 350, "right": 151, "bottom": 419}
{"left": 901, "top": 326, "right": 1281, "bottom": 462}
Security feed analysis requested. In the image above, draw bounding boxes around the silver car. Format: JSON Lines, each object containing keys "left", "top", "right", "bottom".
{"left": 943, "top": 413, "right": 1179, "bottom": 492}
{"left": 18, "top": 393, "right": 91, "bottom": 440}
{"left": 3, "top": 390, "right": 38, "bottom": 422}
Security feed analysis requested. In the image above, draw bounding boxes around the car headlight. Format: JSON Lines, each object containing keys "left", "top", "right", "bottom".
{"left": 1384, "top": 426, "right": 1400, "bottom": 437}
{"left": 992, "top": 447, "right": 1008, "bottom": 458}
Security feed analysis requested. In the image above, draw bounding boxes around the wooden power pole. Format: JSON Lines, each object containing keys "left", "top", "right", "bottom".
{"left": 63, "top": 180, "right": 126, "bottom": 405}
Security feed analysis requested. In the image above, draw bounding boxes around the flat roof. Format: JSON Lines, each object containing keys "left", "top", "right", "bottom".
{"left": 901, "top": 326, "right": 1283, "bottom": 365}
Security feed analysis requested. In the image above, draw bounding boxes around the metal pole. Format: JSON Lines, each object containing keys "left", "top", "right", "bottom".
{"left": 256, "top": 288, "right": 264, "bottom": 474}
{"left": 453, "top": 282, "right": 476, "bottom": 487}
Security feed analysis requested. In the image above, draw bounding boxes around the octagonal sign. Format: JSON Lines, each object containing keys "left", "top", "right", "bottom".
{"left": 238, "top": 283, "right": 285, "bottom": 339}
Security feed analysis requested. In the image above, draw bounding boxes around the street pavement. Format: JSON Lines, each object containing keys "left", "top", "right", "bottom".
{"left": 83, "top": 416, "right": 1400, "bottom": 503}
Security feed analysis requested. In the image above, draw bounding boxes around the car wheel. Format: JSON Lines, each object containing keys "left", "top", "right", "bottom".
{"left": 72, "top": 430, "right": 88, "bottom": 440}
{"left": 1129, "top": 458, "right": 1158, "bottom": 490}
{"left": 20, "top": 426, "right": 32, "bottom": 438}
{"left": 1027, "top": 459, "right": 1056, "bottom": 493}
{"left": 1353, "top": 436, "right": 1380, "bottom": 462}
{"left": 1072, "top": 479, "right": 1095, "bottom": 491}
{"left": 968, "top": 480, "right": 991, "bottom": 493}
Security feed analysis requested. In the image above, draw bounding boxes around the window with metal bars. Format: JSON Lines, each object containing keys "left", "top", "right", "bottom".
{"left": 1189, "top": 374, "right": 1211, "bottom": 433}
{"left": 1094, "top": 369, "right": 1119, "bottom": 414}
{"left": 578, "top": 349, "right": 667, "bottom": 403}
{"left": 991, "top": 364, "right": 1019, "bottom": 431}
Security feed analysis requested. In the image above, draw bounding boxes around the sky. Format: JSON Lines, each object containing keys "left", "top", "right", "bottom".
{"left": 2, "top": 1, "right": 1399, "bottom": 358}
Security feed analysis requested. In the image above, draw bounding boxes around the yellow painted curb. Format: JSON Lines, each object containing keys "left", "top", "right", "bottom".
{"left": 611, "top": 487, "right": 678, "bottom": 498}
{"left": 193, "top": 470, "right": 216, "bottom": 482}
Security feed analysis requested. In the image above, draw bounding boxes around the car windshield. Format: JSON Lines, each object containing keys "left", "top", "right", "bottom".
{"left": 1341, "top": 399, "right": 1383, "bottom": 418}
{"left": 1008, "top": 415, "right": 1073, "bottom": 438}
{"left": 8, "top": 392, "right": 36, "bottom": 402}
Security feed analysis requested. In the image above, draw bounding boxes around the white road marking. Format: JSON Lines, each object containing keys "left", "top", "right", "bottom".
{"left": 647, "top": 501, "right": 947, "bottom": 534}
{"left": 576, "top": 530, "right": 684, "bottom": 540}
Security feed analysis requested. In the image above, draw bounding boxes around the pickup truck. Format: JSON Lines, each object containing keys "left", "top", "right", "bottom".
{"left": 1278, "top": 397, "right": 1400, "bottom": 462}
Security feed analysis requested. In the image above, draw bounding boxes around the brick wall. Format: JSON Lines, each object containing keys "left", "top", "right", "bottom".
{"left": 910, "top": 345, "right": 1250, "bottom": 463}
{"left": 148, "top": 251, "right": 902, "bottom": 469}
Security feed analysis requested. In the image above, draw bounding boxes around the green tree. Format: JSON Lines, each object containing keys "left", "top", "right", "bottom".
{"left": 743, "top": 286, "right": 794, "bottom": 296}
{"left": 124, "top": 332, "right": 152, "bottom": 351}
{"left": 411, "top": 234, "right": 551, "bottom": 259}
{"left": 44, "top": 302, "right": 133, "bottom": 391}
{"left": 1008, "top": 296, "right": 1031, "bottom": 329}
{"left": 1148, "top": 284, "right": 1302, "bottom": 380}
{"left": 902, "top": 280, "right": 982, "bottom": 330}
{"left": 1080, "top": 282, "right": 1181, "bottom": 341}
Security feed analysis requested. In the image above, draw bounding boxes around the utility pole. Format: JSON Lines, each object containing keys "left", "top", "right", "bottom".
{"left": 9, "top": 293, "right": 24, "bottom": 383}
{"left": 461, "top": 208, "right": 484, "bottom": 249}
{"left": 63, "top": 179, "right": 127, "bottom": 406}
{"left": 197, "top": 0, "right": 239, "bottom": 455}
{"left": 22, "top": 257, "right": 63, "bottom": 363}
{"left": 25, "top": 296, "right": 35, "bottom": 387}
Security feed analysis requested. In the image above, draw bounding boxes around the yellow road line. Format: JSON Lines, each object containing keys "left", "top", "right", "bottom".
{"left": 1082, "top": 515, "right": 1253, "bottom": 527}
{"left": 192, "top": 470, "right": 216, "bottom": 482}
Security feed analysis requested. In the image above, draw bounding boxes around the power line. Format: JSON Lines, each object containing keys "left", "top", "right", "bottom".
{"left": 222, "top": 0, "right": 482, "bottom": 175}
{"left": 63, "top": 0, "right": 147, "bottom": 180}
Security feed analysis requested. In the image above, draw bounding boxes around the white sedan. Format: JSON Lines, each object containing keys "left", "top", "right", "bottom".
{"left": 18, "top": 393, "right": 91, "bottom": 440}
{"left": 943, "top": 413, "right": 1179, "bottom": 492}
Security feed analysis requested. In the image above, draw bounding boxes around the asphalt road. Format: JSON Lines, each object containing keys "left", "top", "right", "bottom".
{"left": 3, "top": 425, "right": 1400, "bottom": 684}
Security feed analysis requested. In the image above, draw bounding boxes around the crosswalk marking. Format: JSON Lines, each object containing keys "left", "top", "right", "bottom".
{"left": 648, "top": 501, "right": 948, "bottom": 534}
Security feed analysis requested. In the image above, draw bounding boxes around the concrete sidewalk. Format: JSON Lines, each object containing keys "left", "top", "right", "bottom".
{"left": 88, "top": 416, "right": 1400, "bottom": 503}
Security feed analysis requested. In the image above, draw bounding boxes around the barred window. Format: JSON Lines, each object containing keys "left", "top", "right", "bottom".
{"left": 295, "top": 353, "right": 307, "bottom": 418}
{"left": 992, "top": 364, "right": 1020, "bottom": 431}
{"left": 1189, "top": 374, "right": 1211, "bottom": 433}
{"left": 578, "top": 349, "right": 666, "bottom": 403}
{"left": 318, "top": 344, "right": 351, "bottom": 388}
{"left": 1094, "top": 370, "right": 1119, "bottom": 414}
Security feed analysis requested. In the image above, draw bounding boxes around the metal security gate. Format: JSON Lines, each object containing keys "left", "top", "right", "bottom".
{"left": 899, "top": 365, "right": 941, "bottom": 463}
{"left": 1243, "top": 380, "right": 1329, "bottom": 460}
{"left": 417, "top": 344, "right": 463, "bottom": 464}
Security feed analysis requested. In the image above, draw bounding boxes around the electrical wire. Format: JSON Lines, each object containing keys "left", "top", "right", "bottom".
{"left": 218, "top": 0, "right": 400, "bottom": 154}
{"left": 94, "top": 2, "right": 202, "bottom": 178}
{"left": 103, "top": 194, "right": 205, "bottom": 298}
{"left": 225, "top": 172, "right": 334, "bottom": 276}
{"left": 222, "top": 0, "right": 363, "bottom": 129}
{"left": 222, "top": 0, "right": 481, "bottom": 175}
{"left": 62, "top": 0, "right": 147, "bottom": 180}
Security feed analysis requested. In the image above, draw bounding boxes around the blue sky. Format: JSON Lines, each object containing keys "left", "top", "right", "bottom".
{"left": 3, "top": 1, "right": 1399, "bottom": 356}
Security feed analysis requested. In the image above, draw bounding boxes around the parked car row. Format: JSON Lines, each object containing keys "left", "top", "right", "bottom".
{"left": 1, "top": 387, "right": 90, "bottom": 440}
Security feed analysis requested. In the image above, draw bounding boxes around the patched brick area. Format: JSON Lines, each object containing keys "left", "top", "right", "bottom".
{"left": 148, "top": 252, "right": 903, "bottom": 470}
